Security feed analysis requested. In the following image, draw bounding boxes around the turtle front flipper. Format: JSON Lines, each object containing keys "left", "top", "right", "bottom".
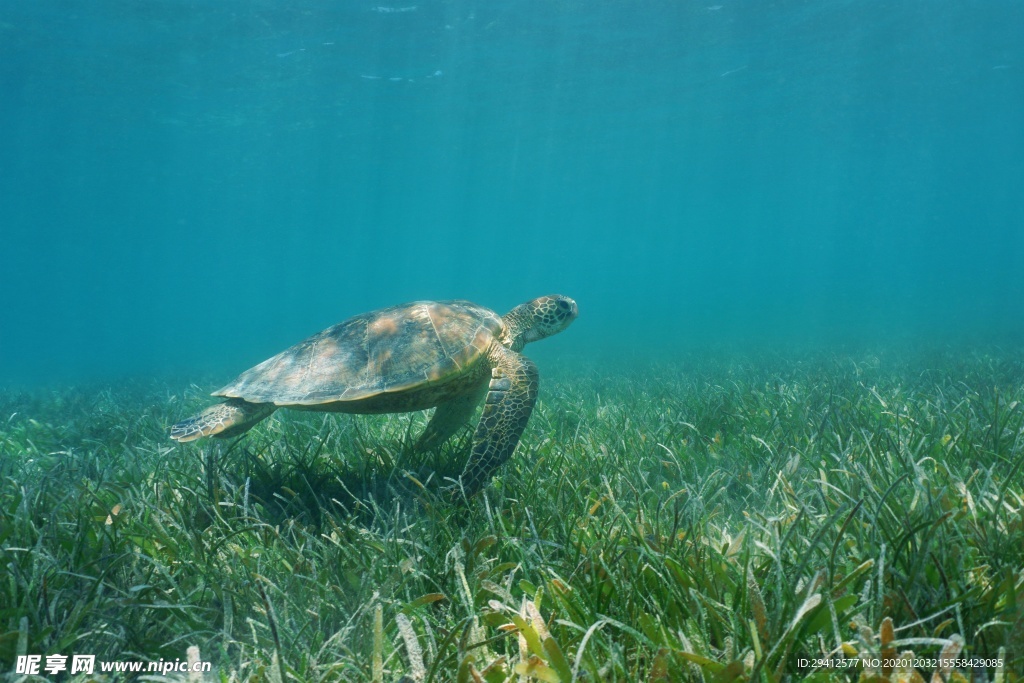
{"left": 416, "top": 380, "right": 489, "bottom": 451}
{"left": 170, "top": 399, "right": 276, "bottom": 442}
{"left": 458, "top": 346, "right": 539, "bottom": 495}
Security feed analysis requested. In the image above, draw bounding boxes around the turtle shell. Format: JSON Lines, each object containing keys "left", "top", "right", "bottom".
{"left": 214, "top": 300, "right": 503, "bottom": 406}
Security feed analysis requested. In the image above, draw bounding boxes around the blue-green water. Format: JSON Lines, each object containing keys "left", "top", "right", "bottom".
{"left": 2, "top": 1, "right": 1023, "bottom": 385}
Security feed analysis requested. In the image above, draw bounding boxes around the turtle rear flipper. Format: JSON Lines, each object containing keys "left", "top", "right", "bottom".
{"left": 170, "top": 399, "right": 275, "bottom": 442}
{"left": 458, "top": 346, "right": 539, "bottom": 495}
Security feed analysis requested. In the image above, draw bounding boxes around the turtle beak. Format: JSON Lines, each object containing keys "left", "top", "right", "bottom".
{"left": 559, "top": 296, "right": 578, "bottom": 324}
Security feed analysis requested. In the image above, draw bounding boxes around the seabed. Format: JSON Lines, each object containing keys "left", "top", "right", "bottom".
{"left": 1, "top": 348, "right": 1021, "bottom": 681}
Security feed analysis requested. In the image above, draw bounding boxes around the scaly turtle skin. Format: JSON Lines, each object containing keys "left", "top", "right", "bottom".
{"left": 170, "top": 295, "right": 578, "bottom": 493}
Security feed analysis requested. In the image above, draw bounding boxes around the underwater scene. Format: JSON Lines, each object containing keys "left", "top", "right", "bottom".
{"left": 2, "top": 0, "right": 1023, "bottom": 680}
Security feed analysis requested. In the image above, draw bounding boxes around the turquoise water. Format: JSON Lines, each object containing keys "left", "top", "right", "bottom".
{"left": 2, "top": 1, "right": 1023, "bottom": 384}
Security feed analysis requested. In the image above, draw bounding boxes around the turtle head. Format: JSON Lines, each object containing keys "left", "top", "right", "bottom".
{"left": 504, "top": 295, "right": 578, "bottom": 349}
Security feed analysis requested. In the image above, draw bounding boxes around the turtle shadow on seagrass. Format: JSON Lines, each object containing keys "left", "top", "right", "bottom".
{"left": 171, "top": 295, "right": 578, "bottom": 495}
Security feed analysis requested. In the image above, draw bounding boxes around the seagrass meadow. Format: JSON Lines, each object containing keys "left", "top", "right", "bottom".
{"left": 5, "top": 1, "right": 1024, "bottom": 680}
{"left": 1, "top": 347, "right": 1022, "bottom": 682}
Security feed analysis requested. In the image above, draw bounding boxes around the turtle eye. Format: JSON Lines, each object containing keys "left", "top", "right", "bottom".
{"left": 556, "top": 299, "right": 571, "bottom": 312}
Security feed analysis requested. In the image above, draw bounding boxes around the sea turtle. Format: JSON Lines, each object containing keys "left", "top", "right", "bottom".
{"left": 170, "top": 295, "right": 578, "bottom": 494}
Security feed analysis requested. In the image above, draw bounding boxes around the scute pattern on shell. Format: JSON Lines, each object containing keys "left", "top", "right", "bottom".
{"left": 214, "top": 300, "right": 503, "bottom": 405}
